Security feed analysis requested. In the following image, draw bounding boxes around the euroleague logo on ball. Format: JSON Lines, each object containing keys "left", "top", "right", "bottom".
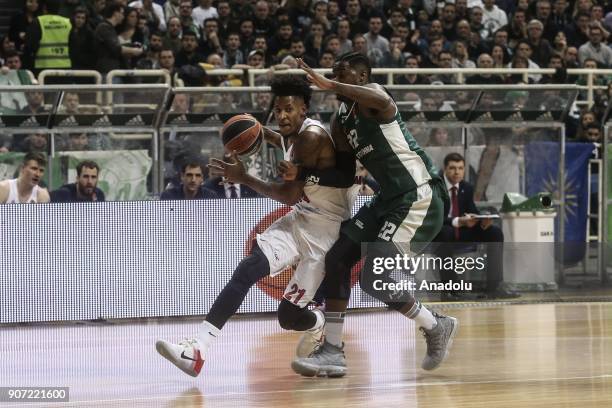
{"left": 247, "top": 207, "right": 362, "bottom": 301}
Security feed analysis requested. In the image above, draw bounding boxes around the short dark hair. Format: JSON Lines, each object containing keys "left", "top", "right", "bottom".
{"left": 444, "top": 152, "right": 464, "bottom": 167}
{"left": 335, "top": 51, "right": 372, "bottom": 78}
{"left": 4, "top": 50, "right": 20, "bottom": 60}
{"left": 103, "top": 3, "right": 123, "bottom": 19}
{"left": 204, "top": 17, "right": 219, "bottom": 25}
{"left": 270, "top": 75, "right": 312, "bottom": 107}
{"left": 181, "top": 158, "right": 205, "bottom": 174}
{"left": 585, "top": 122, "right": 601, "bottom": 131}
{"left": 182, "top": 30, "right": 198, "bottom": 39}
{"left": 76, "top": 160, "right": 99, "bottom": 176}
{"left": 23, "top": 151, "right": 47, "bottom": 167}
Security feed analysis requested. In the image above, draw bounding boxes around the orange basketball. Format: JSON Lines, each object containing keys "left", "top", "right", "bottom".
{"left": 222, "top": 114, "right": 263, "bottom": 157}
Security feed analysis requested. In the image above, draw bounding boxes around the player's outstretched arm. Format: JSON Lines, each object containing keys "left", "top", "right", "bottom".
{"left": 209, "top": 152, "right": 305, "bottom": 206}
{"left": 297, "top": 58, "right": 394, "bottom": 116}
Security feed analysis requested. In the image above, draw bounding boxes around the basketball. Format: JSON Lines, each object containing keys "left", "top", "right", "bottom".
{"left": 221, "top": 114, "right": 263, "bottom": 157}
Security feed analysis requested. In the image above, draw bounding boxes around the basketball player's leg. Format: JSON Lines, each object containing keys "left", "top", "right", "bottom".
{"left": 359, "top": 181, "right": 458, "bottom": 370}
{"left": 156, "top": 213, "right": 300, "bottom": 377}
{"left": 292, "top": 207, "right": 377, "bottom": 377}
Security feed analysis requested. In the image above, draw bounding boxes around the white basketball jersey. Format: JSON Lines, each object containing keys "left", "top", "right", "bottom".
{"left": 6, "top": 178, "right": 39, "bottom": 204}
{"left": 281, "top": 117, "right": 359, "bottom": 222}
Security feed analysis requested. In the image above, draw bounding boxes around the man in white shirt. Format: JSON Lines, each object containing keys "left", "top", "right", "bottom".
{"left": 482, "top": 0, "right": 508, "bottom": 39}
{"left": 129, "top": 0, "right": 167, "bottom": 31}
{"left": 0, "top": 152, "right": 50, "bottom": 204}
{"left": 192, "top": 0, "right": 218, "bottom": 29}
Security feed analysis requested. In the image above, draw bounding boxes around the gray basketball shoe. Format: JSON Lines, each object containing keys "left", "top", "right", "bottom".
{"left": 420, "top": 312, "right": 459, "bottom": 371}
{"left": 291, "top": 340, "right": 347, "bottom": 378}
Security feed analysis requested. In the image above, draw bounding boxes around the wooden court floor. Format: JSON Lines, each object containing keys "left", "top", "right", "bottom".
{"left": 1, "top": 302, "right": 611, "bottom": 407}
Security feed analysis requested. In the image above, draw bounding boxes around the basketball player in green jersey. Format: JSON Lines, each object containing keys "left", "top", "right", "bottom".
{"left": 289, "top": 53, "right": 459, "bottom": 376}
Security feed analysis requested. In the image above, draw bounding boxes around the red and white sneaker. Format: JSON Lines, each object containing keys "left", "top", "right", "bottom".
{"left": 156, "top": 338, "right": 204, "bottom": 377}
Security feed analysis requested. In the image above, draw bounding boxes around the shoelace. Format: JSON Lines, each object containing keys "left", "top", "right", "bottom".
{"left": 420, "top": 325, "right": 444, "bottom": 355}
{"left": 178, "top": 338, "right": 198, "bottom": 349}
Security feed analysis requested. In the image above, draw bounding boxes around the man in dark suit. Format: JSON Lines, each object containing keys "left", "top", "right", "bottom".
{"left": 161, "top": 160, "right": 218, "bottom": 200}
{"left": 203, "top": 176, "right": 260, "bottom": 199}
{"left": 434, "top": 152, "right": 519, "bottom": 300}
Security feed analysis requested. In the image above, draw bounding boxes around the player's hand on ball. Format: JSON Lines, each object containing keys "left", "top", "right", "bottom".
{"left": 297, "top": 58, "right": 335, "bottom": 91}
{"left": 278, "top": 160, "right": 299, "bottom": 181}
{"left": 208, "top": 151, "right": 246, "bottom": 183}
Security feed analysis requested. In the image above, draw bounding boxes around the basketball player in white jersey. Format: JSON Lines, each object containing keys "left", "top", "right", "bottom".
{"left": 0, "top": 152, "right": 50, "bottom": 204}
{"left": 156, "top": 76, "right": 358, "bottom": 378}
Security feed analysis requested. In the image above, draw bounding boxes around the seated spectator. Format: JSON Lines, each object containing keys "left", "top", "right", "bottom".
{"left": 318, "top": 51, "right": 335, "bottom": 68}
{"left": 50, "top": 160, "right": 105, "bottom": 202}
{"left": 192, "top": 0, "right": 218, "bottom": 29}
{"left": 164, "top": 0, "right": 181, "bottom": 22}
{"left": 178, "top": 0, "right": 200, "bottom": 40}
{"left": 465, "top": 53, "right": 504, "bottom": 84}
{"left": 163, "top": 17, "right": 182, "bottom": 56}
{"left": 204, "top": 156, "right": 260, "bottom": 199}
{"left": 200, "top": 18, "right": 223, "bottom": 57}
{"left": 335, "top": 18, "right": 353, "bottom": 55}
{"left": 161, "top": 160, "right": 218, "bottom": 200}
{"left": 0, "top": 151, "right": 50, "bottom": 203}
{"left": 527, "top": 19, "right": 553, "bottom": 67}
{"left": 397, "top": 55, "right": 431, "bottom": 85}
{"left": 564, "top": 12, "right": 590, "bottom": 48}
{"left": 15, "top": 132, "right": 48, "bottom": 153}
{"left": 136, "top": 30, "right": 163, "bottom": 70}
{"left": 289, "top": 38, "right": 317, "bottom": 67}
{"left": 129, "top": 0, "right": 166, "bottom": 32}
{"left": 580, "top": 122, "right": 602, "bottom": 143}
{"left": 175, "top": 31, "right": 205, "bottom": 69}
{"left": 509, "top": 40, "right": 542, "bottom": 82}
{"left": 482, "top": 0, "right": 508, "bottom": 39}
{"left": 451, "top": 40, "right": 476, "bottom": 68}
{"left": 62, "top": 92, "right": 80, "bottom": 114}
{"left": 2, "top": 50, "right": 23, "bottom": 70}
{"left": 69, "top": 6, "right": 96, "bottom": 71}
{"left": 21, "top": 91, "right": 46, "bottom": 115}
{"left": 433, "top": 152, "right": 519, "bottom": 301}
{"left": 578, "top": 23, "right": 612, "bottom": 67}
{"left": 223, "top": 32, "right": 245, "bottom": 68}
{"left": 364, "top": 15, "right": 390, "bottom": 54}
{"left": 491, "top": 44, "right": 509, "bottom": 68}
{"left": 62, "top": 132, "right": 90, "bottom": 151}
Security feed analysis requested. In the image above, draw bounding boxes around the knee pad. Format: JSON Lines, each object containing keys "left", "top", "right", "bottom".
{"left": 277, "top": 299, "right": 311, "bottom": 331}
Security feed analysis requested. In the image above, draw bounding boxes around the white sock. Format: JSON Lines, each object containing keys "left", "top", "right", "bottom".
{"left": 197, "top": 321, "right": 221, "bottom": 355}
{"left": 323, "top": 312, "right": 345, "bottom": 347}
{"left": 405, "top": 301, "right": 437, "bottom": 330}
{"left": 308, "top": 309, "right": 325, "bottom": 332}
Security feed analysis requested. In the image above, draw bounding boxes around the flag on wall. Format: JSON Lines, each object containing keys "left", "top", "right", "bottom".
{"left": 525, "top": 141, "right": 595, "bottom": 264}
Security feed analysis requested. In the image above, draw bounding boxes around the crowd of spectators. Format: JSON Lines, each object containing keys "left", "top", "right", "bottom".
{"left": 0, "top": 0, "right": 611, "bottom": 196}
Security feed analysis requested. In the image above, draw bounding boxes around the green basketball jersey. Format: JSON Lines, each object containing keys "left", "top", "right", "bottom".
{"left": 336, "top": 101, "right": 438, "bottom": 199}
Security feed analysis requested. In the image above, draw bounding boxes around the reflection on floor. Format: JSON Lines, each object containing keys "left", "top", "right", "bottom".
{"left": 1, "top": 303, "right": 612, "bottom": 407}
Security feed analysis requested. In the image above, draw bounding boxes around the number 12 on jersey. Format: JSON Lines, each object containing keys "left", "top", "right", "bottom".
{"left": 377, "top": 221, "right": 397, "bottom": 241}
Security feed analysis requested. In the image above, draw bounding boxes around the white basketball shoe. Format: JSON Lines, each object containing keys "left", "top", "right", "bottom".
{"left": 156, "top": 338, "right": 204, "bottom": 377}
{"left": 295, "top": 309, "right": 325, "bottom": 358}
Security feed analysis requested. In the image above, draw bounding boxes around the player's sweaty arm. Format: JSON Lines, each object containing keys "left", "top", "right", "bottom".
{"left": 241, "top": 130, "right": 329, "bottom": 205}
{"left": 286, "top": 113, "right": 356, "bottom": 187}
